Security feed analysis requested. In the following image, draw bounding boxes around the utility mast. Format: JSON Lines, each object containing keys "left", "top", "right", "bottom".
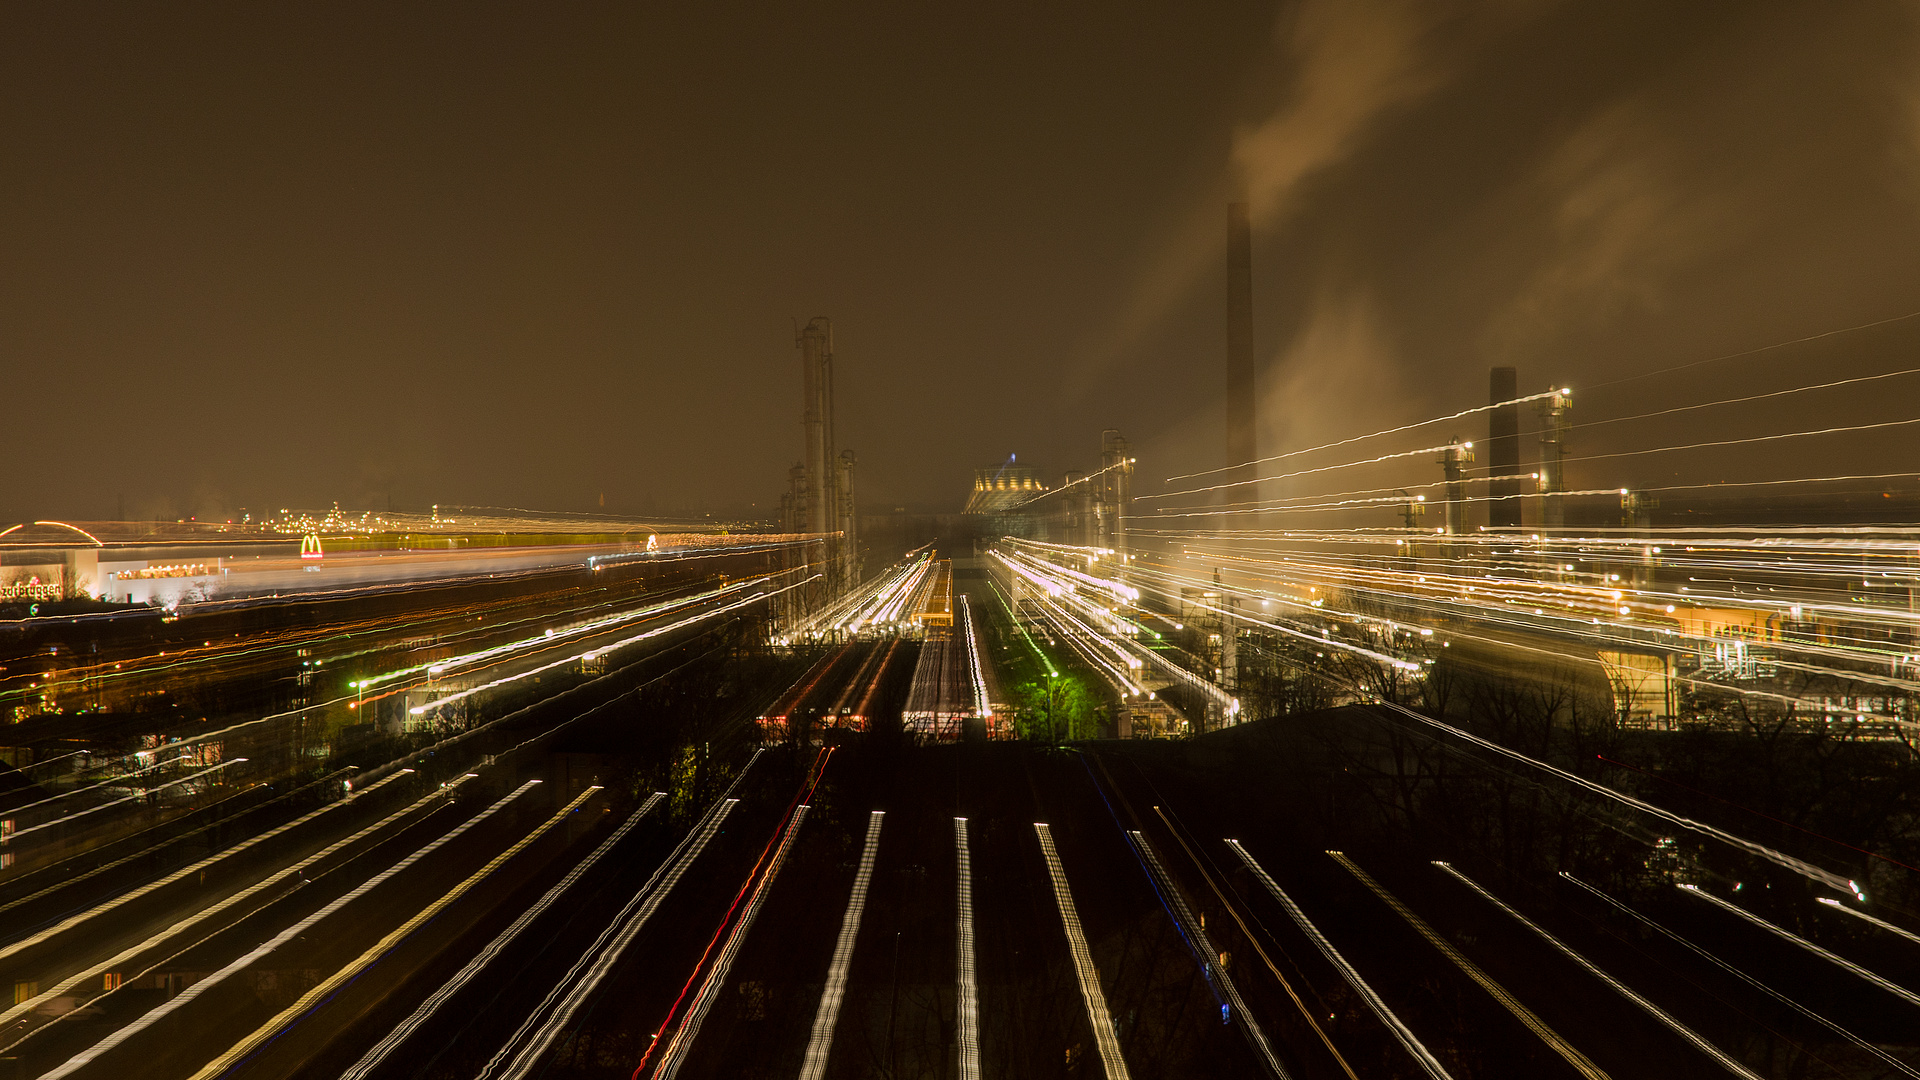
{"left": 1536, "top": 387, "right": 1572, "bottom": 529}
{"left": 1439, "top": 439, "right": 1474, "bottom": 535}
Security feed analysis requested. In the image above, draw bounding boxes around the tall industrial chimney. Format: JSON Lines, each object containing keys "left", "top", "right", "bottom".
{"left": 1488, "top": 367, "right": 1521, "bottom": 528}
{"left": 1226, "top": 203, "right": 1256, "bottom": 482}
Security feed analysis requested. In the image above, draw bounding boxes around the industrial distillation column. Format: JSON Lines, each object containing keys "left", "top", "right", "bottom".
{"left": 798, "top": 318, "right": 836, "bottom": 538}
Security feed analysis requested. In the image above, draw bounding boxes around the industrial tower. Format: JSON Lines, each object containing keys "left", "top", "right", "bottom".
{"left": 788, "top": 317, "right": 859, "bottom": 599}
{"left": 1487, "top": 367, "right": 1522, "bottom": 529}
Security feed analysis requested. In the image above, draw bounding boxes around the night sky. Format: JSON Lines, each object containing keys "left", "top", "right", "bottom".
{"left": 6, "top": 2, "right": 1919, "bottom": 524}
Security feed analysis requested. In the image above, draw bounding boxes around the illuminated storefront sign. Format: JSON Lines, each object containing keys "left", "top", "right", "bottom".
{"left": 0, "top": 574, "right": 62, "bottom": 602}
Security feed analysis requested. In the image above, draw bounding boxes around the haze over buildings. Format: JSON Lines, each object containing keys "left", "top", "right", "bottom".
{"left": 4, "top": 2, "right": 1920, "bottom": 522}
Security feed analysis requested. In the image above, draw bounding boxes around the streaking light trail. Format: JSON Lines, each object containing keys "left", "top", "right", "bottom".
{"left": 955, "top": 818, "right": 981, "bottom": 1080}
{"left": 1437, "top": 864, "right": 1763, "bottom": 1080}
{"left": 1560, "top": 874, "right": 1920, "bottom": 1080}
{"left": 1228, "top": 840, "right": 1453, "bottom": 1080}
{"left": 1034, "top": 822, "right": 1132, "bottom": 1080}
{"left": 188, "top": 786, "right": 607, "bottom": 1080}
{"left": 1376, "top": 701, "right": 1856, "bottom": 893}
{"left": 1129, "top": 831, "right": 1289, "bottom": 1078}
{"left": 797, "top": 810, "right": 884, "bottom": 1080}
{"left": 482, "top": 795, "right": 744, "bottom": 1080}
{"left": 1327, "top": 852, "right": 1608, "bottom": 1080}
{"left": 411, "top": 576, "right": 811, "bottom": 715}
{"left": 341, "top": 793, "right": 668, "bottom": 1080}
{"left": 1816, "top": 897, "right": 1920, "bottom": 948}
{"left": 3, "top": 759, "right": 248, "bottom": 846}
{"left": 1681, "top": 885, "right": 1920, "bottom": 1010}
{"left": 654, "top": 805, "right": 810, "bottom": 1080}
{"left": 39, "top": 777, "right": 528, "bottom": 1080}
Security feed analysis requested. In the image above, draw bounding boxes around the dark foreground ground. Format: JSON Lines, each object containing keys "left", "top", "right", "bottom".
{"left": 9, "top": 679, "right": 1920, "bottom": 1079}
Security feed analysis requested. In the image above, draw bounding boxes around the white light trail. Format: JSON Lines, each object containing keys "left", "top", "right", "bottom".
{"left": 1816, "top": 897, "right": 1920, "bottom": 948}
{"left": 1376, "top": 701, "right": 1855, "bottom": 893}
{"left": 655, "top": 805, "right": 810, "bottom": 1080}
{"left": 1437, "top": 864, "right": 1762, "bottom": 1080}
{"left": 1130, "top": 832, "right": 1289, "bottom": 1078}
{"left": 792, "top": 551, "right": 931, "bottom": 636}
{"left": 1560, "top": 874, "right": 1920, "bottom": 1080}
{"left": 798, "top": 810, "right": 885, "bottom": 1080}
{"left": 1169, "top": 362, "right": 1920, "bottom": 495}
{"left": 960, "top": 596, "right": 993, "bottom": 719}
{"left": 1146, "top": 443, "right": 1467, "bottom": 502}
{"left": 1577, "top": 365, "right": 1920, "bottom": 433}
{"left": 1680, "top": 885, "right": 1920, "bottom": 1010}
{"left": 4, "top": 759, "right": 248, "bottom": 845}
{"left": 0, "top": 774, "right": 444, "bottom": 1045}
{"left": 1152, "top": 487, "right": 1637, "bottom": 520}
{"left": 1002, "top": 456, "right": 1133, "bottom": 510}
{"left": 864, "top": 556, "right": 934, "bottom": 628}
{"left": 189, "top": 786, "right": 606, "bottom": 1080}
{"left": 1152, "top": 469, "right": 1920, "bottom": 520}
{"left": 0, "top": 753, "right": 186, "bottom": 817}
{"left": 424, "top": 579, "right": 759, "bottom": 676}
{"left": 40, "top": 778, "right": 531, "bottom": 1080}
{"left": 340, "top": 792, "right": 668, "bottom": 1080}
{"left": 1227, "top": 840, "right": 1452, "bottom": 1080}
{"left": 1142, "top": 543, "right": 1920, "bottom": 713}
{"left": 998, "top": 560, "right": 1144, "bottom": 695}
{"left": 1168, "top": 391, "right": 1561, "bottom": 483}
{"left": 1589, "top": 305, "right": 1920, "bottom": 391}
{"left": 991, "top": 548, "right": 1066, "bottom": 597}
{"left": 412, "top": 578, "right": 808, "bottom": 715}
{"left": 350, "top": 584, "right": 737, "bottom": 692}
{"left": 483, "top": 751, "right": 762, "bottom": 1080}
{"left": 0, "top": 768, "right": 411, "bottom": 967}
{"left": 955, "top": 817, "right": 981, "bottom": 1080}
{"left": 1005, "top": 547, "right": 1138, "bottom": 602}
{"left": 1029, "top": 593, "right": 1144, "bottom": 695}
{"left": 1328, "top": 853, "right": 1606, "bottom": 1080}
{"left": 1002, "top": 544, "right": 1238, "bottom": 711}
{"left": 1166, "top": 580, "right": 1415, "bottom": 673}
{"left": 1547, "top": 414, "right": 1920, "bottom": 471}
{"left": 1034, "top": 822, "right": 1131, "bottom": 1080}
